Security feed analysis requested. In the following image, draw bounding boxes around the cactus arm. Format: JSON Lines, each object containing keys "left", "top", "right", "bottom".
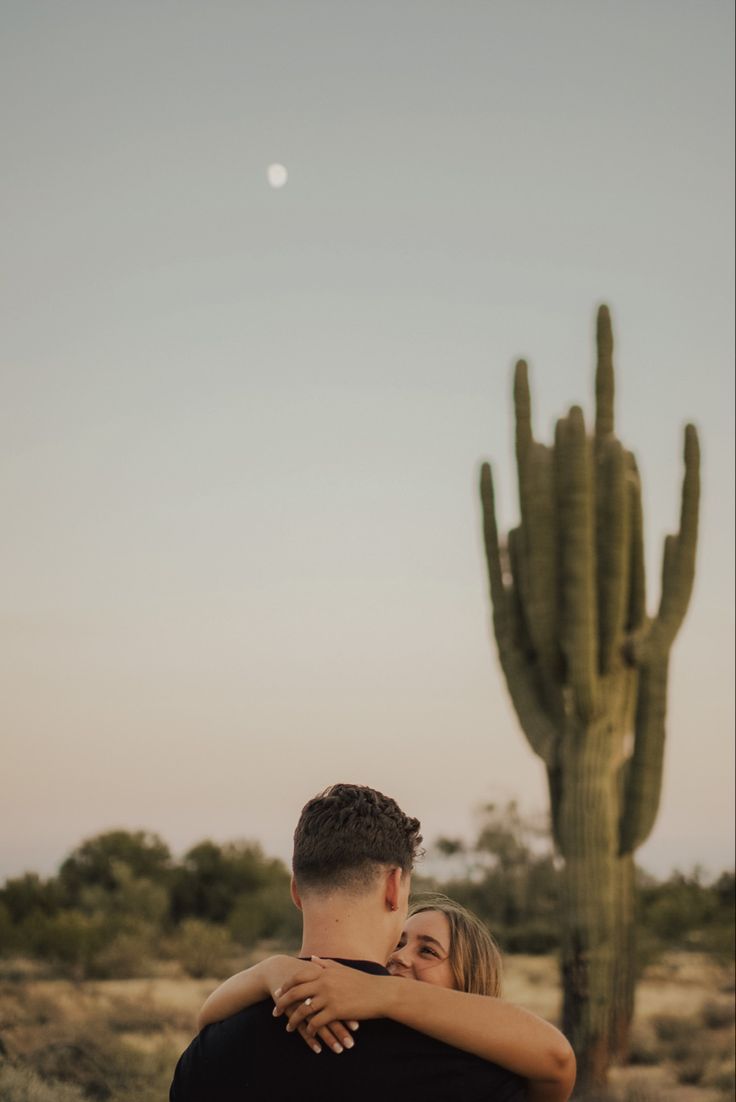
{"left": 652, "top": 425, "right": 700, "bottom": 647}
{"left": 555, "top": 408, "right": 599, "bottom": 720}
{"left": 513, "top": 363, "right": 560, "bottom": 689}
{"left": 596, "top": 438, "right": 630, "bottom": 673}
{"left": 633, "top": 424, "right": 700, "bottom": 666}
{"left": 620, "top": 425, "right": 699, "bottom": 854}
{"left": 507, "top": 525, "right": 531, "bottom": 642}
{"left": 618, "top": 655, "right": 669, "bottom": 854}
{"left": 595, "top": 304, "right": 615, "bottom": 441}
{"left": 480, "top": 462, "right": 557, "bottom": 764}
{"left": 514, "top": 359, "right": 534, "bottom": 457}
{"left": 626, "top": 457, "right": 647, "bottom": 633}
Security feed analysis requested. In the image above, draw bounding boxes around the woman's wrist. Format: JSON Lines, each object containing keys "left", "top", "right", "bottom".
{"left": 258, "top": 955, "right": 291, "bottom": 997}
{"left": 380, "top": 975, "right": 407, "bottom": 1020}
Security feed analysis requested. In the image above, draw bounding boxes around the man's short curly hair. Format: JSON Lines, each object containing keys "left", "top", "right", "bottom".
{"left": 292, "top": 783, "right": 423, "bottom": 894}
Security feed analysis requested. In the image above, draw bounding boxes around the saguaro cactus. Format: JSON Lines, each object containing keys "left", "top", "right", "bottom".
{"left": 479, "top": 305, "right": 699, "bottom": 1088}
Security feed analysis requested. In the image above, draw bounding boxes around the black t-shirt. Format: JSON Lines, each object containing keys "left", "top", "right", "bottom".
{"left": 169, "top": 959, "right": 525, "bottom": 1102}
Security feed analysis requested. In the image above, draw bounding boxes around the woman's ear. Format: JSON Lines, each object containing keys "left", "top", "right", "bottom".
{"left": 290, "top": 875, "right": 303, "bottom": 911}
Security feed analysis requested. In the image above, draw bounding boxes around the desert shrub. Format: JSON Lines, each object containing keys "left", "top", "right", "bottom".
{"left": 574, "top": 1085, "right": 665, "bottom": 1102}
{"left": 78, "top": 862, "right": 169, "bottom": 928}
{"left": 705, "top": 1059, "right": 736, "bottom": 1094}
{"left": 170, "top": 840, "right": 290, "bottom": 925}
{"left": 626, "top": 1024, "right": 659, "bottom": 1066}
{"left": 621, "top": 1083, "right": 663, "bottom": 1102}
{"left": 104, "top": 996, "right": 190, "bottom": 1034}
{"left": 0, "top": 903, "right": 16, "bottom": 955}
{"left": 675, "top": 1050, "right": 709, "bottom": 1085}
{"left": 639, "top": 869, "right": 735, "bottom": 961}
{"left": 17, "top": 910, "right": 107, "bottom": 976}
{"left": 0, "top": 1062, "right": 87, "bottom": 1102}
{"left": 698, "top": 921, "right": 736, "bottom": 963}
{"left": 651, "top": 1012, "right": 694, "bottom": 1045}
{"left": 0, "top": 875, "right": 64, "bottom": 925}
{"left": 29, "top": 1037, "right": 173, "bottom": 1102}
{"left": 89, "top": 923, "right": 156, "bottom": 979}
{"left": 495, "top": 920, "right": 559, "bottom": 955}
{"left": 228, "top": 882, "right": 301, "bottom": 947}
{"left": 59, "top": 830, "right": 172, "bottom": 900}
{"left": 170, "top": 918, "right": 234, "bottom": 978}
{"left": 701, "top": 998, "right": 736, "bottom": 1030}
{"left": 25, "top": 1025, "right": 178, "bottom": 1102}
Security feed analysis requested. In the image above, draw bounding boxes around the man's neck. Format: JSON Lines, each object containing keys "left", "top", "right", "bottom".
{"left": 299, "top": 905, "right": 391, "bottom": 965}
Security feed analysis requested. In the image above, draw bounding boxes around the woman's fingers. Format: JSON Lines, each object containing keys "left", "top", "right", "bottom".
{"left": 296, "top": 1019, "right": 356, "bottom": 1054}
{"left": 283, "top": 997, "right": 355, "bottom": 1049}
{"left": 296, "top": 1022, "right": 322, "bottom": 1055}
{"left": 273, "top": 982, "right": 317, "bottom": 1017}
{"left": 284, "top": 996, "right": 324, "bottom": 1033}
{"left": 273, "top": 964, "right": 322, "bottom": 1001}
{"left": 315, "top": 1020, "right": 355, "bottom": 1053}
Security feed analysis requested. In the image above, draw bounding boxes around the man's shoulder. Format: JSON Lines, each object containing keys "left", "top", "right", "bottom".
{"left": 170, "top": 1001, "right": 277, "bottom": 1100}
{"left": 199, "top": 999, "right": 276, "bottom": 1049}
{"left": 360, "top": 1018, "right": 525, "bottom": 1094}
{"left": 171, "top": 1002, "right": 525, "bottom": 1102}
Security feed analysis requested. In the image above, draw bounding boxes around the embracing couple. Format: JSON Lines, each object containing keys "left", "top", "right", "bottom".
{"left": 170, "top": 783, "right": 575, "bottom": 1101}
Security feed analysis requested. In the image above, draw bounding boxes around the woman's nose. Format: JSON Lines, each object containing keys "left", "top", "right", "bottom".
{"left": 389, "top": 948, "right": 410, "bottom": 970}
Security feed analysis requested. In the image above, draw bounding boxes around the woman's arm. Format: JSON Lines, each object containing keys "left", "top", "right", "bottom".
{"left": 197, "top": 956, "right": 357, "bottom": 1056}
{"left": 197, "top": 956, "right": 299, "bottom": 1031}
{"left": 276, "top": 960, "right": 576, "bottom": 1102}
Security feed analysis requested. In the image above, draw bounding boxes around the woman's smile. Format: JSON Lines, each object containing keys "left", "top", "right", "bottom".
{"left": 387, "top": 910, "right": 456, "bottom": 988}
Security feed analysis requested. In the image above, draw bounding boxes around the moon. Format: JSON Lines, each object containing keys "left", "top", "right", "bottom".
{"left": 267, "top": 163, "right": 288, "bottom": 189}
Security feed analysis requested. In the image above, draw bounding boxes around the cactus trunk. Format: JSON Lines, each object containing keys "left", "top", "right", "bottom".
{"left": 479, "top": 306, "right": 699, "bottom": 1086}
{"left": 610, "top": 854, "right": 636, "bottom": 1061}
{"left": 558, "top": 717, "right": 617, "bottom": 1087}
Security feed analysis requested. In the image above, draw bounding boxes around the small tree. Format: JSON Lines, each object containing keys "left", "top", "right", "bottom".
{"left": 479, "top": 306, "right": 699, "bottom": 1088}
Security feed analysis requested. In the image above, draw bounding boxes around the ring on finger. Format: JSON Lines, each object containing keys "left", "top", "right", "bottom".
{"left": 304, "top": 997, "right": 312, "bottom": 1008}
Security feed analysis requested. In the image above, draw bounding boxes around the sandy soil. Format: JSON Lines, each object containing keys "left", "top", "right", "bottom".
{"left": 1, "top": 951, "right": 733, "bottom": 1100}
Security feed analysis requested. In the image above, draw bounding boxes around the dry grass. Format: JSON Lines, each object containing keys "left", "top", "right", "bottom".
{"left": 0, "top": 951, "right": 733, "bottom": 1101}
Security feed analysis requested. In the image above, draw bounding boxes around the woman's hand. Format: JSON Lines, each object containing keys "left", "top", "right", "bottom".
{"left": 268, "top": 957, "right": 359, "bottom": 1056}
{"left": 273, "top": 958, "right": 391, "bottom": 1037}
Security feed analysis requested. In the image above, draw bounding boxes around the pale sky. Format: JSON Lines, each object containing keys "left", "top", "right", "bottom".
{"left": 2, "top": 1, "right": 734, "bottom": 882}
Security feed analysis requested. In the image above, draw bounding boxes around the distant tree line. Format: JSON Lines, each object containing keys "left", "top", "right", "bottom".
{"left": 0, "top": 804, "right": 732, "bottom": 980}
{"left": 414, "top": 802, "right": 734, "bottom": 967}
{"left": 0, "top": 831, "right": 300, "bottom": 979}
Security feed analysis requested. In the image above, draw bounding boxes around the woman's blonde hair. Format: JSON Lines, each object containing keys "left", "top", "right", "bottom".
{"left": 409, "top": 893, "right": 503, "bottom": 997}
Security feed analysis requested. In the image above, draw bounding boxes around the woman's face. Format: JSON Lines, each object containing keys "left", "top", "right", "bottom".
{"left": 387, "top": 909, "right": 456, "bottom": 989}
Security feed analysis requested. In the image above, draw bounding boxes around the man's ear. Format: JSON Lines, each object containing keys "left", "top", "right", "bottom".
{"left": 384, "top": 866, "right": 403, "bottom": 912}
{"left": 290, "top": 875, "right": 303, "bottom": 911}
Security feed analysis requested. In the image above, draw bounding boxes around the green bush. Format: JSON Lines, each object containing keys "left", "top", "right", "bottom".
{"left": 78, "top": 862, "right": 169, "bottom": 928}
{"left": 17, "top": 910, "right": 106, "bottom": 976}
{"left": 0, "top": 875, "right": 64, "bottom": 925}
{"left": 89, "top": 922, "right": 157, "bottom": 979}
{"left": 170, "top": 918, "right": 234, "bottom": 978}
{"left": 59, "top": 830, "right": 172, "bottom": 900}
{"left": 228, "top": 882, "right": 301, "bottom": 947}
{"left": 170, "top": 840, "right": 291, "bottom": 925}
{"left": 0, "top": 902, "right": 16, "bottom": 955}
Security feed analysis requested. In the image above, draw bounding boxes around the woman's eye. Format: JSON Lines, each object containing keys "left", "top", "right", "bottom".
{"left": 419, "top": 946, "right": 439, "bottom": 958}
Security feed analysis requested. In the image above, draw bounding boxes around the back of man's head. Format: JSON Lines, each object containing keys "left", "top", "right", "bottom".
{"left": 292, "top": 783, "right": 422, "bottom": 895}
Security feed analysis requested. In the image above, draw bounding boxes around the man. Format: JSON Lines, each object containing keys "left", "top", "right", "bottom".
{"left": 170, "top": 783, "right": 524, "bottom": 1101}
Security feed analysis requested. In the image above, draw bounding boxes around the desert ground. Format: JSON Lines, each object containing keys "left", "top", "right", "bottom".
{"left": 0, "top": 950, "right": 733, "bottom": 1101}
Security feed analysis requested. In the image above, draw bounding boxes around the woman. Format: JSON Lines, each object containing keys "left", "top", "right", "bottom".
{"left": 198, "top": 895, "right": 575, "bottom": 1102}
